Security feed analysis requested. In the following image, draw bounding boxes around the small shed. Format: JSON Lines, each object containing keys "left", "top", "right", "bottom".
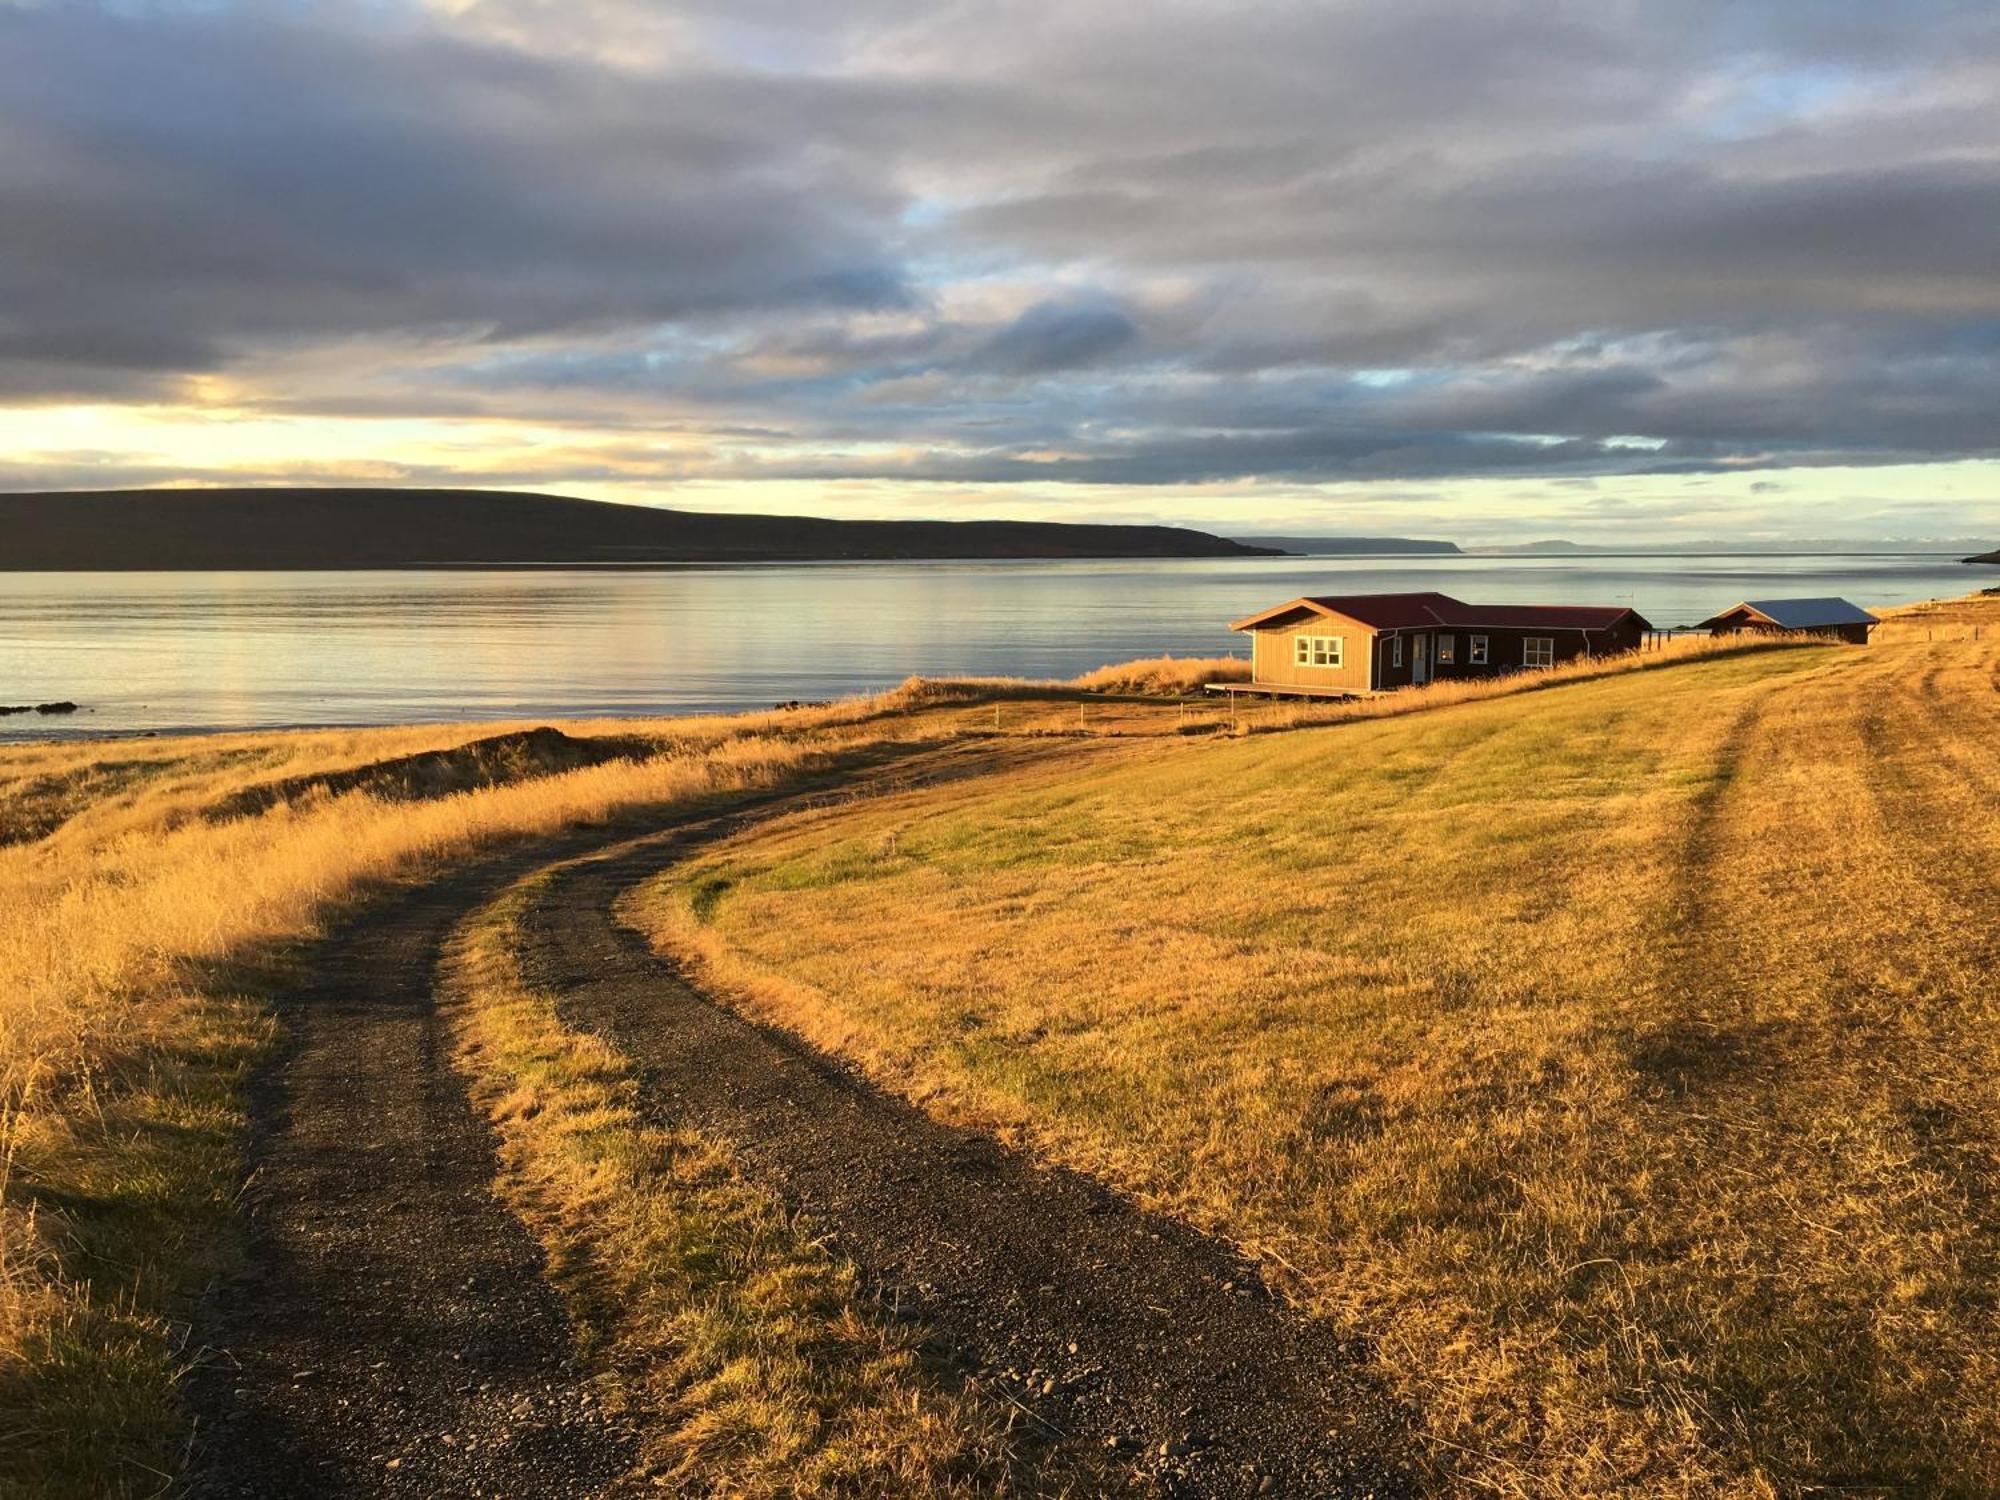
{"left": 1698, "top": 597, "right": 1879, "bottom": 645}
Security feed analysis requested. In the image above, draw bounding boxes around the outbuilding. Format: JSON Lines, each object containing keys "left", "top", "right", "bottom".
{"left": 1225, "top": 591, "right": 1652, "bottom": 696}
{"left": 1697, "top": 597, "right": 1878, "bottom": 645}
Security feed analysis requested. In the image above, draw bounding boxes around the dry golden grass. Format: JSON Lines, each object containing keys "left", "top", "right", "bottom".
{"left": 889, "top": 631, "right": 1812, "bottom": 741}
{"left": 881, "top": 654, "right": 1247, "bottom": 704}
{"left": 0, "top": 700, "right": 931, "bottom": 1497}
{"left": 633, "top": 599, "right": 2000, "bottom": 1496}
{"left": 1067, "top": 655, "right": 1249, "bottom": 694}
{"left": 0, "top": 664, "right": 1176, "bottom": 1496}
{"left": 1210, "top": 628, "right": 1824, "bottom": 735}
{"left": 445, "top": 875, "right": 1077, "bottom": 1497}
{"left": 2, "top": 623, "right": 1985, "bottom": 1494}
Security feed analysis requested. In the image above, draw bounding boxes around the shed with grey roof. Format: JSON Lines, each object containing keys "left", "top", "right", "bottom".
{"left": 1698, "top": 597, "right": 1879, "bottom": 645}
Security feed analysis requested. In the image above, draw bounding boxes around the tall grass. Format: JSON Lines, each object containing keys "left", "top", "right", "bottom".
{"left": 631, "top": 605, "right": 2000, "bottom": 1496}
{"left": 882, "top": 654, "right": 1248, "bottom": 704}
{"left": 0, "top": 655, "right": 1207, "bottom": 1495}
{"left": 1214, "top": 629, "right": 1822, "bottom": 733}
{"left": 890, "top": 632, "right": 1814, "bottom": 735}
{"left": 1067, "top": 655, "right": 1249, "bottom": 694}
{"left": 0, "top": 724, "right": 871, "bottom": 1496}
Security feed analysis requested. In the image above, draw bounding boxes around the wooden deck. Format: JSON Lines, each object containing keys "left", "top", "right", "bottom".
{"left": 1204, "top": 680, "right": 1381, "bottom": 701}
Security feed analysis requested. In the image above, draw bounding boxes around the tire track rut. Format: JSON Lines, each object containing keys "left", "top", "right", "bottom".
{"left": 179, "top": 749, "right": 969, "bottom": 1496}
{"left": 515, "top": 825, "right": 1414, "bottom": 1499}
{"left": 184, "top": 831, "right": 648, "bottom": 1499}
{"left": 184, "top": 753, "right": 1413, "bottom": 1497}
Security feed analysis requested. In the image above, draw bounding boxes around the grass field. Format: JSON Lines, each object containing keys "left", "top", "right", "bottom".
{"left": 0, "top": 672, "right": 1171, "bottom": 1495}
{"left": 636, "top": 596, "right": 2000, "bottom": 1496}
{"left": 0, "top": 705, "right": 918, "bottom": 1497}
{"left": 0, "top": 603, "right": 1991, "bottom": 1494}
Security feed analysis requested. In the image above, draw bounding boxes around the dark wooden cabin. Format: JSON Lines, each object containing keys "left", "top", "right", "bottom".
{"left": 1697, "top": 597, "right": 1878, "bottom": 645}
{"left": 1227, "top": 591, "right": 1651, "bottom": 696}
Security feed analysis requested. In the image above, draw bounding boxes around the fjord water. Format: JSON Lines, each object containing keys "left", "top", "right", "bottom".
{"left": 0, "top": 553, "right": 1981, "bottom": 737}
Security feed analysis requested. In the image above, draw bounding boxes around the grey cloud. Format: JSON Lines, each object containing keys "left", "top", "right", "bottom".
{"left": 5, "top": 0, "right": 2000, "bottom": 497}
{"left": 965, "top": 299, "right": 1144, "bottom": 375}
{"left": 0, "top": 4, "right": 912, "bottom": 390}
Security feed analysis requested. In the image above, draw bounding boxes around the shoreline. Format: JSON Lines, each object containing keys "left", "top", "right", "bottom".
{"left": 5, "top": 586, "right": 1991, "bottom": 748}
{"left": 0, "top": 547, "right": 1990, "bottom": 575}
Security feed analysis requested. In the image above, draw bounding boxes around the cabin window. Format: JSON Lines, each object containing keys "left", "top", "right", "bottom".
{"left": 1293, "top": 634, "right": 1344, "bottom": 668}
{"left": 1523, "top": 636, "right": 1555, "bottom": 668}
{"left": 1469, "top": 634, "right": 1489, "bottom": 664}
{"left": 1391, "top": 636, "right": 1403, "bottom": 668}
{"left": 1436, "top": 634, "right": 1456, "bottom": 664}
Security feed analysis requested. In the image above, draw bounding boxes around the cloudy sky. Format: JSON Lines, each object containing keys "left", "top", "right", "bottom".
{"left": 4, "top": 0, "right": 1999, "bottom": 543}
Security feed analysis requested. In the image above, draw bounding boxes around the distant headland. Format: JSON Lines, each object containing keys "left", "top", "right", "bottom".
{"left": 0, "top": 487, "right": 1281, "bottom": 569}
{"left": 1228, "top": 535, "right": 1461, "bottom": 555}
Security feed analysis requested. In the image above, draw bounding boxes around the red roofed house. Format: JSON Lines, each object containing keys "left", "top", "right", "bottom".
{"left": 1227, "top": 591, "right": 1652, "bottom": 696}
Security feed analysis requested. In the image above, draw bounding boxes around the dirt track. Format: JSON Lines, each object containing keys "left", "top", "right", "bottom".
{"left": 521, "top": 826, "right": 1412, "bottom": 1497}
{"left": 183, "top": 834, "right": 644, "bottom": 1499}
{"left": 187, "top": 777, "right": 1412, "bottom": 1498}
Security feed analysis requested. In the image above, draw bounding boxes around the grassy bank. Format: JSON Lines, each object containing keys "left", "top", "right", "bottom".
{"left": 0, "top": 707, "right": 919, "bottom": 1496}
{"left": 632, "top": 596, "right": 2000, "bottom": 1495}
{"left": 0, "top": 663, "right": 1183, "bottom": 1494}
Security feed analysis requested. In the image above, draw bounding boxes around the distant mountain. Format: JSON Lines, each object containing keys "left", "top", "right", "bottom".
{"left": 0, "top": 488, "right": 1280, "bottom": 569}
{"left": 1233, "top": 535, "right": 1462, "bottom": 556}
{"left": 1481, "top": 538, "right": 1990, "bottom": 556}
{"left": 1967, "top": 548, "right": 2000, "bottom": 564}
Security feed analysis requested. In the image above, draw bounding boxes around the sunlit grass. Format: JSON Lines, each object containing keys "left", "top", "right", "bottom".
{"left": 0, "top": 660, "right": 1204, "bottom": 1494}
{"left": 2, "top": 614, "right": 1984, "bottom": 1495}
{"left": 631, "top": 596, "right": 2000, "bottom": 1495}
{"left": 0, "top": 704, "right": 910, "bottom": 1496}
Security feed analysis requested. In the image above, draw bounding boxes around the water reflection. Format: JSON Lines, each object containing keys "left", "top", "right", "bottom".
{"left": 0, "top": 554, "right": 1980, "bottom": 737}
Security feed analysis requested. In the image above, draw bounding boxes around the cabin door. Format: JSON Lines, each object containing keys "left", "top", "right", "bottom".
{"left": 1411, "top": 633, "right": 1430, "bottom": 686}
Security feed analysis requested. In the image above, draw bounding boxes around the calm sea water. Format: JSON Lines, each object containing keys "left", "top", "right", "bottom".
{"left": 0, "top": 553, "right": 1984, "bottom": 738}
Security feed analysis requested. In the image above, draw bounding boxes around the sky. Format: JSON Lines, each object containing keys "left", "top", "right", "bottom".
{"left": 3, "top": 0, "right": 1999, "bottom": 545}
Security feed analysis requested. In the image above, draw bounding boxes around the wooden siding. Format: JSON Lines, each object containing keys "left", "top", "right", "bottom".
{"left": 1374, "top": 631, "right": 1414, "bottom": 690}
{"left": 1249, "top": 614, "right": 1379, "bottom": 693}
{"left": 1708, "top": 609, "right": 1870, "bottom": 646}
{"left": 1247, "top": 611, "right": 1646, "bottom": 694}
{"left": 1422, "top": 620, "right": 1644, "bottom": 681}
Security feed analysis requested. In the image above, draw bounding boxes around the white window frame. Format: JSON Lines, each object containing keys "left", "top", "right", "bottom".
{"left": 1436, "top": 633, "right": 1456, "bottom": 664}
{"left": 1292, "top": 633, "right": 1344, "bottom": 669}
{"left": 1391, "top": 635, "right": 1404, "bottom": 669}
{"left": 1523, "top": 636, "right": 1555, "bottom": 669}
{"left": 1469, "top": 634, "right": 1489, "bottom": 665}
